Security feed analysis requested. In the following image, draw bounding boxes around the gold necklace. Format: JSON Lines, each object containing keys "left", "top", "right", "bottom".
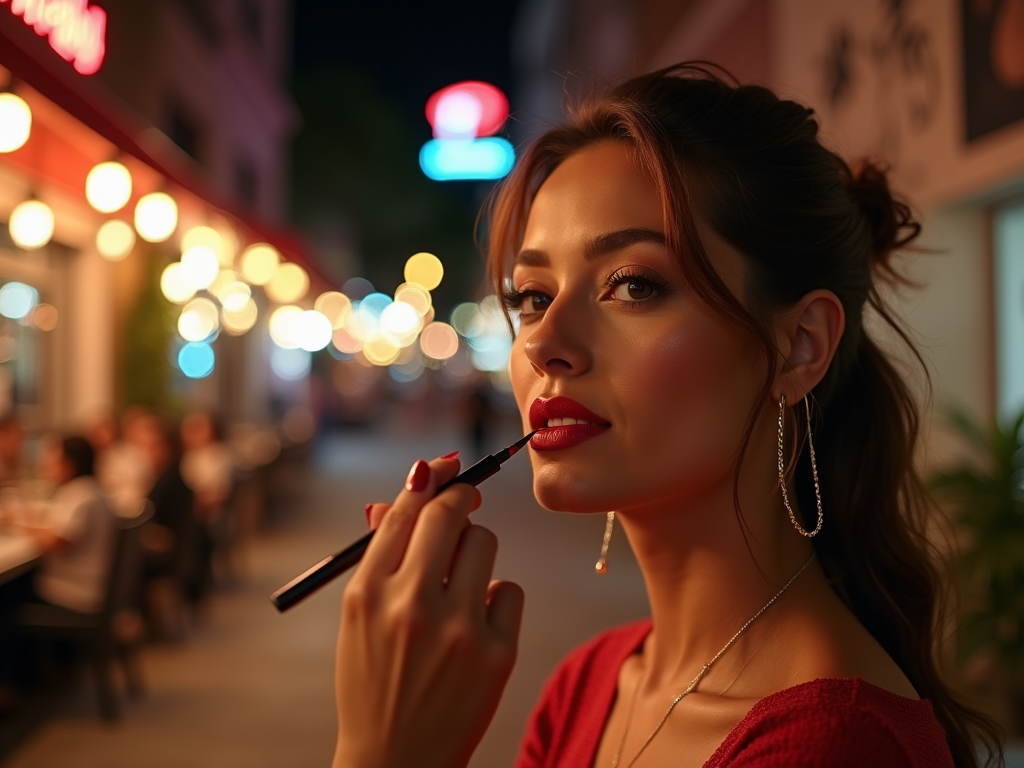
{"left": 610, "top": 552, "right": 816, "bottom": 768}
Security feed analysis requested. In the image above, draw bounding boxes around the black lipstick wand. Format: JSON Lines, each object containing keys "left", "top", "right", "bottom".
{"left": 271, "top": 431, "right": 536, "bottom": 612}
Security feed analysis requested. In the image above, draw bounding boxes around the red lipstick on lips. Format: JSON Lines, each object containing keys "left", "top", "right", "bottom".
{"left": 529, "top": 397, "right": 611, "bottom": 451}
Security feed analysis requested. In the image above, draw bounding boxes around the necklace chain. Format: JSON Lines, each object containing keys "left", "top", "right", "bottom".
{"left": 610, "top": 552, "right": 816, "bottom": 768}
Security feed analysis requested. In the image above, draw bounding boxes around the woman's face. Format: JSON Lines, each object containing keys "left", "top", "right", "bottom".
{"left": 509, "top": 141, "right": 766, "bottom": 514}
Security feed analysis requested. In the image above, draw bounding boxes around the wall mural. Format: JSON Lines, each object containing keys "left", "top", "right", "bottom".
{"left": 963, "top": 0, "right": 1024, "bottom": 142}
{"left": 818, "top": 0, "right": 941, "bottom": 162}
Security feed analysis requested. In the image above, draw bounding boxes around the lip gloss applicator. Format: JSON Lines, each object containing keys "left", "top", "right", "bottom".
{"left": 271, "top": 431, "right": 536, "bottom": 612}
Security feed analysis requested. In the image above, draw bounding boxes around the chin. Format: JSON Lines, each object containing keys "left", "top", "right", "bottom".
{"left": 530, "top": 462, "right": 619, "bottom": 514}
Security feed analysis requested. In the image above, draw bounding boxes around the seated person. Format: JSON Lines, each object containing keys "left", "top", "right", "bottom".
{"left": 19, "top": 435, "right": 117, "bottom": 614}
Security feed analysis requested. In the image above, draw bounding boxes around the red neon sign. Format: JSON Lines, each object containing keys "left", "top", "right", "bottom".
{"left": 3, "top": 0, "right": 107, "bottom": 75}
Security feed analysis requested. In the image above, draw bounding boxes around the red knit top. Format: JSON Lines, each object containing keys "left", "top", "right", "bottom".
{"left": 513, "top": 620, "right": 954, "bottom": 768}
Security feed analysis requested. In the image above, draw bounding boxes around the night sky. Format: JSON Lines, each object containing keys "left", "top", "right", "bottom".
{"left": 292, "top": 0, "right": 523, "bottom": 143}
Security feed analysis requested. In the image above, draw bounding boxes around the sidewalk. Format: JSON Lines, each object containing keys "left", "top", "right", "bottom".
{"left": 3, "top": 423, "right": 651, "bottom": 768}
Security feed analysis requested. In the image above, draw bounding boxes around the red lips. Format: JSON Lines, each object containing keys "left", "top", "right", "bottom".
{"left": 529, "top": 397, "right": 611, "bottom": 451}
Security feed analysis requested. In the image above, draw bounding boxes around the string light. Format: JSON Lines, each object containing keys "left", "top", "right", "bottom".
{"left": 135, "top": 192, "right": 178, "bottom": 242}
{"left": 0, "top": 93, "right": 31, "bottom": 153}
{"left": 96, "top": 219, "right": 135, "bottom": 261}
{"left": 9, "top": 199, "right": 54, "bottom": 250}
{"left": 85, "top": 161, "right": 132, "bottom": 213}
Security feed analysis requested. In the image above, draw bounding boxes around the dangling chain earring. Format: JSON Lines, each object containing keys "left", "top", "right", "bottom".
{"left": 595, "top": 511, "right": 615, "bottom": 574}
{"left": 777, "top": 394, "right": 824, "bottom": 537}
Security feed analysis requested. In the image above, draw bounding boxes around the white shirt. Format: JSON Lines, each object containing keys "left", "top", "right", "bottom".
{"left": 35, "top": 476, "right": 117, "bottom": 614}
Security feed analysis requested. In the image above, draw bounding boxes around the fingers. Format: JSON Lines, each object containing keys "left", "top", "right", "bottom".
{"left": 445, "top": 524, "right": 498, "bottom": 618}
{"left": 400, "top": 484, "right": 482, "bottom": 586}
{"left": 487, "top": 579, "right": 525, "bottom": 641}
{"left": 365, "top": 502, "right": 390, "bottom": 530}
{"left": 358, "top": 455, "right": 461, "bottom": 580}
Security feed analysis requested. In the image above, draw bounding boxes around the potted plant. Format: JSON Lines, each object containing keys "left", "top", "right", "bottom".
{"left": 930, "top": 405, "right": 1024, "bottom": 732}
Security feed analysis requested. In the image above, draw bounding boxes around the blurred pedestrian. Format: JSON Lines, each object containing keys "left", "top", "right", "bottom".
{"left": 89, "top": 411, "right": 152, "bottom": 517}
{"left": 0, "top": 413, "right": 25, "bottom": 488}
{"left": 181, "top": 412, "right": 234, "bottom": 587}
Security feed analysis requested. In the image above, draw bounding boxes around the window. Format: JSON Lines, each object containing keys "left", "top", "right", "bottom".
{"left": 994, "top": 199, "right": 1024, "bottom": 421}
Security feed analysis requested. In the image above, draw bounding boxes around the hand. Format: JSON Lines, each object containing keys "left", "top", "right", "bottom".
{"left": 334, "top": 455, "right": 525, "bottom": 768}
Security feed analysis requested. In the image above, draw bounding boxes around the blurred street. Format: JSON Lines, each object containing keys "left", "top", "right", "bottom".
{"left": 3, "top": 417, "right": 651, "bottom": 768}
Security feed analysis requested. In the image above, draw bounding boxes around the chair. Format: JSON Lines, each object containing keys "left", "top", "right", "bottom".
{"left": 15, "top": 500, "right": 153, "bottom": 721}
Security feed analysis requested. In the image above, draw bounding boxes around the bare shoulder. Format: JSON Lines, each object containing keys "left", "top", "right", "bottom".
{"left": 755, "top": 577, "right": 920, "bottom": 700}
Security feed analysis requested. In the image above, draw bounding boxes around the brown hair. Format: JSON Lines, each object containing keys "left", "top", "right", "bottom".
{"left": 485, "top": 63, "right": 1002, "bottom": 767}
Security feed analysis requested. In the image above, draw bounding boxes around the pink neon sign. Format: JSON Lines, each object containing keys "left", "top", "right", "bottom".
{"left": 3, "top": 0, "right": 107, "bottom": 75}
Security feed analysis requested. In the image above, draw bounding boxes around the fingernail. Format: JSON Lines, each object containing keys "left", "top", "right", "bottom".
{"left": 441, "top": 450, "right": 460, "bottom": 459}
{"left": 364, "top": 503, "right": 373, "bottom": 526}
{"left": 405, "top": 460, "right": 430, "bottom": 492}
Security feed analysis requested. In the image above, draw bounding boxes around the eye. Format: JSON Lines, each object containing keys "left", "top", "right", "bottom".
{"left": 610, "top": 278, "right": 656, "bottom": 302}
{"left": 503, "top": 288, "right": 551, "bottom": 316}
{"left": 605, "top": 268, "right": 668, "bottom": 305}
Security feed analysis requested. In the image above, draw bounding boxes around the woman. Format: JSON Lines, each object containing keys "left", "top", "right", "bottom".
{"left": 333, "top": 65, "right": 1003, "bottom": 768}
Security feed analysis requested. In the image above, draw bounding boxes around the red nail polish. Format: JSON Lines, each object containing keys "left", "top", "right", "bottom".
{"left": 365, "top": 503, "right": 373, "bottom": 526}
{"left": 405, "top": 460, "right": 430, "bottom": 492}
{"left": 441, "top": 451, "right": 460, "bottom": 459}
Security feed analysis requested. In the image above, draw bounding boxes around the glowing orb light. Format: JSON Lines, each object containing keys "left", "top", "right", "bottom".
{"left": 342, "top": 277, "right": 374, "bottom": 300}
{"left": 31, "top": 303, "right": 58, "bottom": 331}
{"left": 181, "top": 246, "right": 220, "bottom": 290}
{"left": 0, "top": 93, "right": 31, "bottom": 153}
{"left": 134, "top": 192, "right": 177, "bottom": 242}
{"left": 85, "top": 161, "right": 132, "bottom": 213}
{"left": 222, "top": 298, "right": 258, "bottom": 335}
{"left": 419, "top": 137, "right": 515, "bottom": 182}
{"left": 404, "top": 252, "right": 444, "bottom": 291}
{"left": 96, "top": 219, "right": 135, "bottom": 261}
{"left": 181, "top": 225, "right": 232, "bottom": 267}
{"left": 379, "top": 301, "right": 422, "bottom": 347}
{"left": 450, "top": 302, "right": 484, "bottom": 338}
{"left": 178, "top": 342, "right": 215, "bottom": 378}
{"left": 314, "top": 291, "right": 352, "bottom": 329}
{"left": 419, "top": 321, "right": 459, "bottom": 360}
{"left": 240, "top": 243, "right": 279, "bottom": 285}
{"left": 0, "top": 282, "right": 39, "bottom": 320}
{"left": 332, "top": 327, "right": 363, "bottom": 354}
{"left": 362, "top": 335, "right": 401, "bottom": 366}
{"left": 394, "top": 282, "right": 432, "bottom": 316}
{"left": 269, "top": 305, "right": 304, "bottom": 349}
{"left": 426, "top": 81, "right": 509, "bottom": 139}
{"left": 9, "top": 199, "right": 54, "bottom": 250}
{"left": 160, "top": 262, "right": 196, "bottom": 304}
{"left": 271, "top": 346, "right": 311, "bottom": 380}
{"left": 177, "top": 297, "right": 220, "bottom": 342}
{"left": 218, "top": 281, "right": 251, "bottom": 312}
{"left": 265, "top": 262, "right": 309, "bottom": 304}
{"left": 295, "top": 310, "right": 333, "bottom": 352}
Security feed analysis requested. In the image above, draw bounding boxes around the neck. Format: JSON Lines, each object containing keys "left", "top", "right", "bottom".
{"left": 615, "top": 458, "right": 815, "bottom": 691}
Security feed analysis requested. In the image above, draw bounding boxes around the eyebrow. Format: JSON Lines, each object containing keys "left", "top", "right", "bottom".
{"left": 514, "top": 227, "right": 666, "bottom": 267}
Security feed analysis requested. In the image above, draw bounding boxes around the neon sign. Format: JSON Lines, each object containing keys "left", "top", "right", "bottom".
{"left": 420, "top": 81, "right": 515, "bottom": 182}
{"left": 3, "top": 0, "right": 107, "bottom": 75}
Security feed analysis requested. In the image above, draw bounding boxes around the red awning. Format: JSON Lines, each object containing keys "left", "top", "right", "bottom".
{"left": 0, "top": 14, "right": 333, "bottom": 289}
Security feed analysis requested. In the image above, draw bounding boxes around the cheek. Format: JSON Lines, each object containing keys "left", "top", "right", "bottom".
{"left": 510, "top": 336, "right": 533, "bottom": 429}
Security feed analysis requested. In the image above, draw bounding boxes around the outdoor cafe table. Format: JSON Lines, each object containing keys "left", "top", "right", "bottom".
{"left": 0, "top": 529, "right": 40, "bottom": 586}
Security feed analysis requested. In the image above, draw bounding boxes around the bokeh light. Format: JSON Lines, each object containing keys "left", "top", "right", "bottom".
{"left": 269, "top": 305, "right": 303, "bottom": 349}
{"left": 160, "top": 262, "right": 197, "bottom": 304}
{"left": 403, "top": 252, "right": 444, "bottom": 290}
{"left": 362, "top": 335, "right": 401, "bottom": 366}
{"left": 177, "top": 297, "right": 220, "bottom": 342}
{"left": 86, "top": 161, "right": 132, "bottom": 213}
{"left": 240, "top": 243, "right": 279, "bottom": 285}
{"left": 342, "top": 277, "right": 374, "bottom": 300}
{"left": 379, "top": 301, "right": 422, "bottom": 347}
{"left": 394, "top": 282, "right": 432, "bottom": 316}
{"left": 181, "top": 245, "right": 220, "bottom": 290}
{"left": 134, "top": 192, "right": 178, "bottom": 242}
{"left": 178, "top": 341, "right": 215, "bottom": 378}
{"left": 332, "top": 327, "right": 363, "bottom": 354}
{"left": 31, "top": 303, "right": 58, "bottom": 331}
{"left": 450, "top": 302, "right": 485, "bottom": 338}
{"left": 0, "top": 93, "right": 31, "bottom": 153}
{"left": 221, "top": 298, "right": 258, "bottom": 335}
{"left": 295, "top": 310, "right": 333, "bottom": 352}
{"left": 314, "top": 291, "right": 352, "bottom": 329}
{"left": 419, "top": 321, "right": 459, "bottom": 360}
{"left": 0, "top": 282, "right": 39, "bottom": 320}
{"left": 181, "top": 225, "right": 233, "bottom": 267}
{"left": 218, "top": 281, "right": 251, "bottom": 312}
{"left": 9, "top": 199, "right": 54, "bottom": 249}
{"left": 270, "top": 346, "right": 311, "bottom": 380}
{"left": 265, "top": 262, "right": 309, "bottom": 304}
{"left": 96, "top": 219, "right": 135, "bottom": 261}
{"left": 208, "top": 269, "right": 239, "bottom": 298}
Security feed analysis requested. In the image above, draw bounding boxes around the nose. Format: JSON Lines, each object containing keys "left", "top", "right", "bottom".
{"left": 522, "top": 294, "right": 592, "bottom": 377}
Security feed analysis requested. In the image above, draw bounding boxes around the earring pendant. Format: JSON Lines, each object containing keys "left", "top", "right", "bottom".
{"left": 595, "top": 510, "right": 615, "bottom": 574}
{"left": 777, "top": 394, "right": 824, "bottom": 537}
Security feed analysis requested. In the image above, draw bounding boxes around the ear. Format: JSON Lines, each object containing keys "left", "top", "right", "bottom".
{"left": 771, "top": 289, "right": 845, "bottom": 404}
